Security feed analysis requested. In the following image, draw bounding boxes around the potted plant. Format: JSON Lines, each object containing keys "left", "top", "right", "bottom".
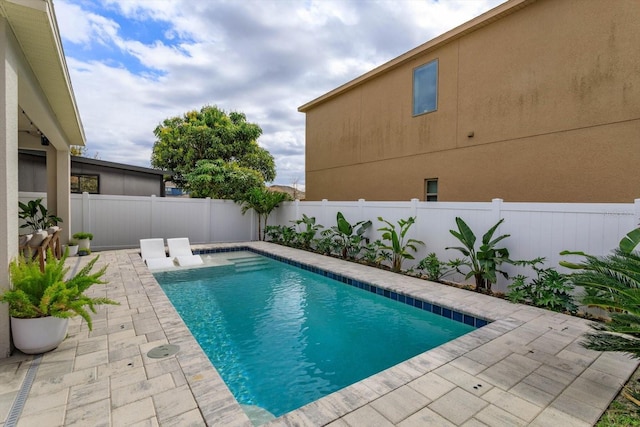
{"left": 0, "top": 249, "right": 118, "bottom": 354}
{"left": 72, "top": 232, "right": 93, "bottom": 252}
{"left": 65, "top": 240, "right": 79, "bottom": 257}
{"left": 19, "top": 198, "right": 62, "bottom": 232}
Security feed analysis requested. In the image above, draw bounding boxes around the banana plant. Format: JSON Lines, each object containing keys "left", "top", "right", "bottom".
{"left": 322, "top": 212, "right": 371, "bottom": 259}
{"left": 291, "top": 214, "right": 323, "bottom": 250}
{"left": 377, "top": 216, "right": 424, "bottom": 272}
{"left": 446, "top": 217, "right": 513, "bottom": 292}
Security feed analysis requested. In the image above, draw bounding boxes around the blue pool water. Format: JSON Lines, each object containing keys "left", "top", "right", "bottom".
{"left": 154, "top": 253, "right": 475, "bottom": 418}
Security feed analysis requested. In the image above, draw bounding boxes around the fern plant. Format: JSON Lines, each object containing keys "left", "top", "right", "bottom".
{"left": 1, "top": 249, "right": 118, "bottom": 330}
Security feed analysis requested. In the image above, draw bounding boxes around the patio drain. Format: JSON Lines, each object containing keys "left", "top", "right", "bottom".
{"left": 6, "top": 354, "right": 43, "bottom": 427}
{"left": 147, "top": 344, "right": 180, "bottom": 359}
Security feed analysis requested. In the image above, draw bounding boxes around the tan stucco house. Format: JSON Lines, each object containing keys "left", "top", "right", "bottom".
{"left": 1, "top": 0, "right": 84, "bottom": 357}
{"left": 299, "top": 0, "right": 640, "bottom": 203}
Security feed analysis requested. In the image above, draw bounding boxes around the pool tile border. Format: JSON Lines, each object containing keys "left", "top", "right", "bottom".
{"left": 194, "top": 246, "right": 490, "bottom": 329}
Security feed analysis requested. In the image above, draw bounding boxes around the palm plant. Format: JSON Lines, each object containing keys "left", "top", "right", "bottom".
{"left": 239, "top": 187, "right": 290, "bottom": 241}
{"left": 560, "top": 227, "right": 640, "bottom": 358}
{"left": 377, "top": 216, "right": 424, "bottom": 272}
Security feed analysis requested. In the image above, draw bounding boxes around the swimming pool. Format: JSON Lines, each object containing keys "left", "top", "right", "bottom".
{"left": 154, "top": 251, "right": 476, "bottom": 419}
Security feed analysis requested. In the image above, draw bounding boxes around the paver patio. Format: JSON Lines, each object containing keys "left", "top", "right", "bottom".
{"left": 0, "top": 241, "right": 637, "bottom": 426}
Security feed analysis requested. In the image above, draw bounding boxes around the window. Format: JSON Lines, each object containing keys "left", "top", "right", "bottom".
{"left": 425, "top": 178, "right": 438, "bottom": 202}
{"left": 71, "top": 174, "right": 99, "bottom": 194}
{"left": 413, "top": 60, "right": 438, "bottom": 115}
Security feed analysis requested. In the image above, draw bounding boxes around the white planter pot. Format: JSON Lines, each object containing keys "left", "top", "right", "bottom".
{"left": 66, "top": 245, "right": 79, "bottom": 256}
{"left": 77, "top": 238, "right": 91, "bottom": 250}
{"left": 11, "top": 316, "right": 69, "bottom": 354}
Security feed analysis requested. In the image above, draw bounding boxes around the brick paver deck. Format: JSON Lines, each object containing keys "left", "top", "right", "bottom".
{"left": 0, "top": 242, "right": 637, "bottom": 426}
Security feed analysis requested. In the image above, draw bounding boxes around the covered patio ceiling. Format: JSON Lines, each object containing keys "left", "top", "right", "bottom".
{"left": 0, "top": 0, "right": 85, "bottom": 149}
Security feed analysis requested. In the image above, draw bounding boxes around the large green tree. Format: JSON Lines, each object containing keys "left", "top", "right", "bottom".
{"left": 151, "top": 105, "right": 276, "bottom": 193}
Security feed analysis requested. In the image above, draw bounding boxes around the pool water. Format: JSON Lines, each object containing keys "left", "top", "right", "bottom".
{"left": 154, "top": 253, "right": 475, "bottom": 418}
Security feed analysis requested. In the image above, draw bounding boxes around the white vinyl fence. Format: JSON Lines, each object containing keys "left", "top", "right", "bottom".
{"left": 19, "top": 192, "right": 257, "bottom": 251}
{"left": 273, "top": 198, "right": 640, "bottom": 292}
{"left": 19, "top": 192, "right": 639, "bottom": 292}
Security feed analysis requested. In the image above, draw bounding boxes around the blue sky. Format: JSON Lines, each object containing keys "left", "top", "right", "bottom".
{"left": 55, "top": 0, "right": 505, "bottom": 188}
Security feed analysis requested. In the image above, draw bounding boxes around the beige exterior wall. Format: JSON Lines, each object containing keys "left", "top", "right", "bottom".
{"left": 0, "top": 0, "right": 84, "bottom": 358}
{"left": 302, "top": 0, "right": 640, "bottom": 202}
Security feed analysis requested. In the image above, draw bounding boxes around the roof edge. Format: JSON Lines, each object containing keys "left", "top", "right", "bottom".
{"left": 298, "top": 0, "right": 535, "bottom": 113}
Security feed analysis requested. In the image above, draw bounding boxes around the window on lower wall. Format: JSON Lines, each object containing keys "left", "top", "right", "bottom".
{"left": 71, "top": 174, "right": 99, "bottom": 194}
{"left": 413, "top": 59, "right": 438, "bottom": 116}
{"left": 425, "top": 178, "right": 438, "bottom": 202}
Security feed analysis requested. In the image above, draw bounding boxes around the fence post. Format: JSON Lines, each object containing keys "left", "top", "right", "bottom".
{"left": 295, "top": 199, "right": 300, "bottom": 222}
{"left": 205, "top": 198, "right": 212, "bottom": 243}
{"left": 82, "top": 192, "right": 90, "bottom": 233}
{"left": 492, "top": 198, "right": 504, "bottom": 223}
{"left": 410, "top": 198, "right": 419, "bottom": 218}
{"left": 358, "top": 199, "right": 365, "bottom": 221}
{"left": 635, "top": 199, "right": 640, "bottom": 223}
{"left": 322, "top": 199, "right": 328, "bottom": 227}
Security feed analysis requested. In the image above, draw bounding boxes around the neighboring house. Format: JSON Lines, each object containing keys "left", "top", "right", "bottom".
{"left": 1, "top": 0, "right": 85, "bottom": 357}
{"left": 299, "top": 0, "right": 640, "bottom": 203}
{"left": 19, "top": 150, "right": 169, "bottom": 197}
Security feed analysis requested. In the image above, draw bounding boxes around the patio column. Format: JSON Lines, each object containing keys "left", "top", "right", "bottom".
{"left": 0, "top": 19, "right": 19, "bottom": 358}
{"left": 46, "top": 147, "right": 71, "bottom": 243}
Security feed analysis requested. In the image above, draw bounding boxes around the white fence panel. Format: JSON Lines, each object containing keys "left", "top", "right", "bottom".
{"left": 152, "top": 197, "right": 210, "bottom": 243}
{"left": 210, "top": 199, "right": 255, "bottom": 242}
{"left": 82, "top": 194, "right": 153, "bottom": 250}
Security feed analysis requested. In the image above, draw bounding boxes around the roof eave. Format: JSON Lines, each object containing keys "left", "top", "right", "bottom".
{"left": 1, "top": 0, "right": 86, "bottom": 147}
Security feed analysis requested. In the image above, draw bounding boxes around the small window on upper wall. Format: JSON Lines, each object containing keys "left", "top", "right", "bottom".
{"left": 413, "top": 60, "right": 438, "bottom": 116}
{"left": 71, "top": 174, "right": 99, "bottom": 194}
{"left": 425, "top": 178, "right": 438, "bottom": 202}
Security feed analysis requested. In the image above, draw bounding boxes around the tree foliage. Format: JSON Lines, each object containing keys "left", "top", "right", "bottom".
{"left": 151, "top": 105, "right": 276, "bottom": 192}
{"left": 185, "top": 159, "right": 264, "bottom": 200}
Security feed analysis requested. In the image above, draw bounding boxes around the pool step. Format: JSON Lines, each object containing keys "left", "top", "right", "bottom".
{"left": 232, "top": 256, "right": 270, "bottom": 273}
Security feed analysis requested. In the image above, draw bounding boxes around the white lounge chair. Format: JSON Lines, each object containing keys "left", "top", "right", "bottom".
{"left": 167, "top": 238, "right": 203, "bottom": 266}
{"left": 140, "top": 238, "right": 175, "bottom": 270}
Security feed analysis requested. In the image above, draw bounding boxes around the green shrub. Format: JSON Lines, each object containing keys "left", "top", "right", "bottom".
{"left": 417, "top": 253, "right": 455, "bottom": 281}
{"left": 507, "top": 261, "right": 577, "bottom": 313}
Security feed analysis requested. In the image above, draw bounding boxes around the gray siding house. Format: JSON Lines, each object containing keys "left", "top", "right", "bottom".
{"left": 19, "top": 150, "right": 169, "bottom": 197}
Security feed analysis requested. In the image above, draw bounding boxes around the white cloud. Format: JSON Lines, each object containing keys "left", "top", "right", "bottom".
{"left": 57, "top": 0, "right": 506, "bottom": 186}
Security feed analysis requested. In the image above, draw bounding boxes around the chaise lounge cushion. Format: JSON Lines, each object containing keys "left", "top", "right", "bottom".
{"left": 167, "top": 238, "right": 203, "bottom": 266}
{"left": 140, "top": 238, "right": 175, "bottom": 270}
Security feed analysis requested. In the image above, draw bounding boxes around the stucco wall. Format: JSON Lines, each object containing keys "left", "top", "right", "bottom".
{"left": 304, "top": 0, "right": 640, "bottom": 202}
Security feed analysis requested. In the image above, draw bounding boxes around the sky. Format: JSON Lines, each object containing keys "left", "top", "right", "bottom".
{"left": 55, "top": 0, "right": 506, "bottom": 188}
